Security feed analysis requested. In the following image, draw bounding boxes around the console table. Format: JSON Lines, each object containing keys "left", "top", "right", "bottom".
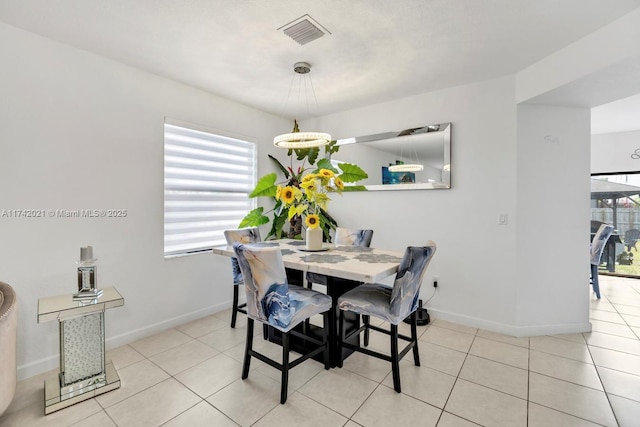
{"left": 37, "top": 286, "right": 124, "bottom": 414}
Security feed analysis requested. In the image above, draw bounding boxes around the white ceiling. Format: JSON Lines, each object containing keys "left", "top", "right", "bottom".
{"left": 1, "top": 0, "right": 640, "bottom": 131}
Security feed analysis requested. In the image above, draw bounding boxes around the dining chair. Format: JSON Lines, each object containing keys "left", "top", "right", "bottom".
{"left": 591, "top": 223, "right": 614, "bottom": 299}
{"left": 624, "top": 228, "right": 640, "bottom": 252}
{"left": 224, "top": 228, "right": 261, "bottom": 328}
{"left": 233, "top": 242, "right": 332, "bottom": 404}
{"left": 337, "top": 242, "right": 437, "bottom": 393}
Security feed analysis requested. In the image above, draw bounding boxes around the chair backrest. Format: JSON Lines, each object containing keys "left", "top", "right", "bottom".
{"left": 591, "top": 224, "right": 614, "bottom": 265}
{"left": 591, "top": 220, "right": 605, "bottom": 234}
{"left": 624, "top": 228, "right": 640, "bottom": 250}
{"left": 232, "top": 243, "right": 292, "bottom": 328}
{"left": 334, "top": 227, "right": 374, "bottom": 247}
{"left": 390, "top": 241, "right": 437, "bottom": 319}
{"left": 224, "top": 228, "right": 261, "bottom": 285}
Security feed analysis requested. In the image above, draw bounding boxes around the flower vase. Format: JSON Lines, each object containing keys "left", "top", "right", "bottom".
{"left": 306, "top": 227, "right": 323, "bottom": 251}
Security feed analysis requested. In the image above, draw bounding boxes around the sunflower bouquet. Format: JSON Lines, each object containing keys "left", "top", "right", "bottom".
{"left": 239, "top": 144, "right": 367, "bottom": 241}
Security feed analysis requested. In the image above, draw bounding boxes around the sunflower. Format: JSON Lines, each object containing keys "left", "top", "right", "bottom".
{"left": 302, "top": 173, "right": 316, "bottom": 182}
{"left": 275, "top": 185, "right": 282, "bottom": 200}
{"left": 300, "top": 179, "right": 317, "bottom": 193}
{"left": 333, "top": 176, "right": 344, "bottom": 190}
{"left": 318, "top": 169, "right": 335, "bottom": 178}
{"left": 305, "top": 214, "right": 320, "bottom": 229}
{"left": 280, "top": 186, "right": 298, "bottom": 204}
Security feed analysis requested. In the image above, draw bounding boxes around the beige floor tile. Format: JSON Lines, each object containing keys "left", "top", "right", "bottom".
{"left": 614, "top": 304, "right": 640, "bottom": 316}
{"left": 468, "top": 337, "right": 529, "bottom": 369}
{"left": 382, "top": 363, "right": 456, "bottom": 408}
{"left": 589, "top": 346, "right": 640, "bottom": 376}
{"left": 432, "top": 319, "right": 478, "bottom": 336}
{"left": 105, "top": 378, "right": 200, "bottom": 427}
{"left": 530, "top": 335, "right": 591, "bottom": 363}
{"left": 549, "top": 332, "right": 586, "bottom": 344}
{"left": 589, "top": 319, "right": 637, "bottom": 338}
{"left": 298, "top": 368, "right": 378, "bottom": 417}
{"left": 162, "top": 401, "right": 237, "bottom": 427}
{"left": 621, "top": 313, "right": 640, "bottom": 327}
{"left": 149, "top": 339, "right": 218, "bottom": 376}
{"left": 129, "top": 328, "right": 193, "bottom": 358}
{"left": 632, "top": 326, "right": 640, "bottom": 338}
{"left": 340, "top": 349, "right": 392, "bottom": 382}
{"left": 476, "top": 329, "right": 530, "bottom": 348}
{"left": 223, "top": 337, "right": 282, "bottom": 372}
{"left": 68, "top": 410, "right": 116, "bottom": 427}
{"left": 527, "top": 402, "right": 602, "bottom": 427}
{"left": 175, "top": 314, "right": 228, "bottom": 338}
{"left": 585, "top": 330, "right": 640, "bottom": 356}
{"left": 597, "top": 365, "right": 640, "bottom": 402}
{"left": 0, "top": 397, "right": 102, "bottom": 427}
{"left": 458, "top": 354, "right": 528, "bottom": 398}
{"left": 252, "top": 392, "right": 348, "bottom": 427}
{"left": 206, "top": 372, "right": 281, "bottom": 426}
{"left": 174, "top": 353, "right": 243, "bottom": 398}
{"left": 589, "top": 309, "right": 626, "bottom": 324}
{"left": 445, "top": 379, "right": 527, "bottom": 427}
{"left": 589, "top": 299, "right": 617, "bottom": 313}
{"left": 421, "top": 325, "right": 475, "bottom": 353}
{"left": 255, "top": 356, "right": 324, "bottom": 391}
{"left": 352, "top": 385, "right": 441, "bottom": 427}
{"left": 417, "top": 342, "right": 467, "bottom": 376}
{"left": 528, "top": 373, "right": 617, "bottom": 426}
{"left": 105, "top": 344, "right": 145, "bottom": 370}
{"left": 609, "top": 395, "right": 640, "bottom": 427}
{"left": 95, "top": 358, "right": 170, "bottom": 408}
{"left": 198, "top": 325, "right": 249, "bottom": 352}
{"left": 437, "top": 412, "right": 482, "bottom": 426}
{"left": 2, "top": 369, "right": 54, "bottom": 417}
{"left": 529, "top": 350, "right": 603, "bottom": 390}
{"left": 607, "top": 295, "right": 640, "bottom": 307}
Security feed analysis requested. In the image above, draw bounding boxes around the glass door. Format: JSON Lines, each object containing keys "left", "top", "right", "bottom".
{"left": 591, "top": 173, "right": 640, "bottom": 277}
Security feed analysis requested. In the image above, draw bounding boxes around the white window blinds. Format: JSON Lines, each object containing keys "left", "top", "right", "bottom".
{"left": 164, "top": 122, "right": 256, "bottom": 257}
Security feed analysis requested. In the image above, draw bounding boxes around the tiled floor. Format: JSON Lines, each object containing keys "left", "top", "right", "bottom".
{"left": 3, "top": 275, "right": 640, "bottom": 426}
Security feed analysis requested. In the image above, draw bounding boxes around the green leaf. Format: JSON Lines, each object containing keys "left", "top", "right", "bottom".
{"left": 342, "top": 185, "right": 368, "bottom": 192}
{"left": 337, "top": 163, "right": 368, "bottom": 183}
{"left": 268, "top": 155, "right": 290, "bottom": 179}
{"left": 266, "top": 210, "right": 288, "bottom": 240}
{"left": 293, "top": 147, "right": 319, "bottom": 164}
{"left": 249, "top": 173, "right": 277, "bottom": 198}
{"left": 315, "top": 158, "right": 339, "bottom": 173}
{"left": 324, "top": 140, "right": 340, "bottom": 156}
{"left": 238, "top": 207, "right": 270, "bottom": 228}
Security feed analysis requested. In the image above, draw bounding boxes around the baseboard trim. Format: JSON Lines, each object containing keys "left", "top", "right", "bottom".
{"left": 429, "top": 309, "right": 592, "bottom": 338}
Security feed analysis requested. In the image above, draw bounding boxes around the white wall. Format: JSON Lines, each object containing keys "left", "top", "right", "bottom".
{"left": 515, "top": 105, "right": 592, "bottom": 334}
{"left": 592, "top": 130, "right": 640, "bottom": 173}
{"left": 0, "top": 23, "right": 287, "bottom": 380}
{"left": 307, "top": 76, "right": 522, "bottom": 333}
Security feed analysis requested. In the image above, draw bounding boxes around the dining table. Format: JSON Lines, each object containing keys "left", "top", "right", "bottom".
{"left": 212, "top": 238, "right": 405, "bottom": 367}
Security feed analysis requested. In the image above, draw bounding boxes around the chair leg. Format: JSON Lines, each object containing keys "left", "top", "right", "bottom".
{"left": 390, "top": 324, "right": 401, "bottom": 393}
{"left": 363, "top": 315, "right": 370, "bottom": 347}
{"left": 231, "top": 285, "right": 239, "bottom": 328}
{"left": 322, "top": 311, "right": 330, "bottom": 370}
{"left": 280, "top": 332, "right": 290, "bottom": 404}
{"left": 242, "top": 318, "right": 254, "bottom": 379}
{"left": 337, "top": 309, "right": 345, "bottom": 368}
{"left": 411, "top": 311, "right": 420, "bottom": 366}
{"left": 591, "top": 264, "right": 601, "bottom": 299}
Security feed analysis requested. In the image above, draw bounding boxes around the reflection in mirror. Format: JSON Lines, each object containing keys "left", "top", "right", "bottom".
{"left": 334, "top": 123, "right": 451, "bottom": 190}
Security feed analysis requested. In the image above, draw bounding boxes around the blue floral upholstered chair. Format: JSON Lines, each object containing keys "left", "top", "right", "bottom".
{"left": 337, "top": 241, "right": 437, "bottom": 393}
{"left": 233, "top": 243, "right": 333, "bottom": 404}
{"left": 224, "top": 228, "right": 262, "bottom": 328}
{"left": 591, "top": 223, "right": 614, "bottom": 299}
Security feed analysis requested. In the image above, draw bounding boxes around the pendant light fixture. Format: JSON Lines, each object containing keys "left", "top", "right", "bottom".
{"left": 273, "top": 62, "right": 331, "bottom": 149}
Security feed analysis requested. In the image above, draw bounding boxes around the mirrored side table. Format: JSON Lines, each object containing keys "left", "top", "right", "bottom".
{"left": 37, "top": 286, "right": 124, "bottom": 414}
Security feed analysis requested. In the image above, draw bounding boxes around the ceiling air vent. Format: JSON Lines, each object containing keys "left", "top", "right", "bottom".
{"left": 278, "top": 14, "right": 331, "bottom": 45}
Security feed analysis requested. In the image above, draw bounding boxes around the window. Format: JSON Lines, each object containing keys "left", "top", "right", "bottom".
{"left": 164, "top": 120, "right": 256, "bottom": 257}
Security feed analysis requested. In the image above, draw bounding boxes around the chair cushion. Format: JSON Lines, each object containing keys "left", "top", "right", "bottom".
{"left": 338, "top": 283, "right": 406, "bottom": 324}
{"left": 254, "top": 284, "right": 332, "bottom": 333}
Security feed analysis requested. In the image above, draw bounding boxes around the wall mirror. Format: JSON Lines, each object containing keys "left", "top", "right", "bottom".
{"left": 334, "top": 122, "right": 451, "bottom": 191}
